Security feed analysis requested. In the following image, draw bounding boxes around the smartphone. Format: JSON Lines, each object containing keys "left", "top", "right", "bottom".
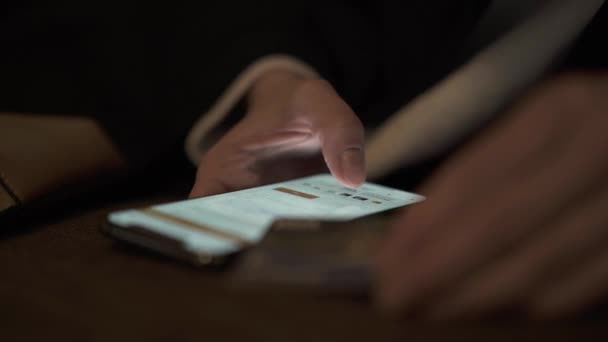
{"left": 103, "top": 174, "right": 424, "bottom": 266}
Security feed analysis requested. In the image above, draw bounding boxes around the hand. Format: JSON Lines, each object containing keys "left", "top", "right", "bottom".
{"left": 189, "top": 70, "right": 366, "bottom": 197}
{"left": 375, "top": 72, "right": 608, "bottom": 318}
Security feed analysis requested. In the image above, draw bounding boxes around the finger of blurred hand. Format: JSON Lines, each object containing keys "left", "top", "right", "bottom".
{"left": 423, "top": 179, "right": 608, "bottom": 319}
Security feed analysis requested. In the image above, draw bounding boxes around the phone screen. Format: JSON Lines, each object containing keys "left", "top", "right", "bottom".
{"left": 107, "top": 174, "right": 424, "bottom": 257}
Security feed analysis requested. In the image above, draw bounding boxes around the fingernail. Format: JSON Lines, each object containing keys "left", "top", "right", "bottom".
{"left": 341, "top": 148, "right": 366, "bottom": 187}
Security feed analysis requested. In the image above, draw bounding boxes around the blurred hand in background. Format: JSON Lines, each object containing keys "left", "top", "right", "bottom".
{"left": 376, "top": 72, "right": 608, "bottom": 318}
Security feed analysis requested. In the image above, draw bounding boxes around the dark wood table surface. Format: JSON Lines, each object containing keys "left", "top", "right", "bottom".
{"left": 1, "top": 173, "right": 607, "bottom": 342}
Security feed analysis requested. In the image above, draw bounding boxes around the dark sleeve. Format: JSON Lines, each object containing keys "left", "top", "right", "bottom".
{"left": 0, "top": 0, "right": 381, "bottom": 167}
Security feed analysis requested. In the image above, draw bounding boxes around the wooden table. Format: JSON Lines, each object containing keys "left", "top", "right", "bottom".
{"left": 1, "top": 177, "right": 606, "bottom": 341}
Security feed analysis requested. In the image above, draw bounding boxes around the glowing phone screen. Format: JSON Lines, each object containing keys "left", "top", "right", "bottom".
{"left": 108, "top": 174, "right": 424, "bottom": 256}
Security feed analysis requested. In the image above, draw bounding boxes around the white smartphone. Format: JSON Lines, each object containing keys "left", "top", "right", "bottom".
{"left": 103, "top": 174, "right": 424, "bottom": 265}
